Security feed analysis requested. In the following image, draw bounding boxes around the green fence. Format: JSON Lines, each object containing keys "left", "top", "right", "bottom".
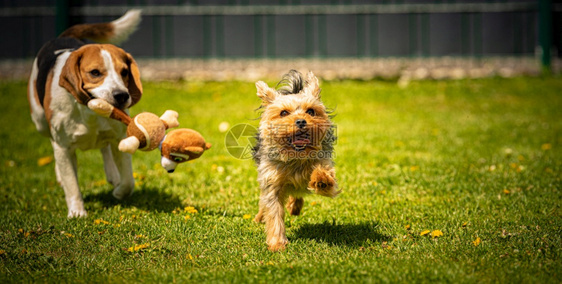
{"left": 0, "top": 1, "right": 556, "bottom": 71}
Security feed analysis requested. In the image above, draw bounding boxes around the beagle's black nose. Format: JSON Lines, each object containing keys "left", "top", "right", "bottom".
{"left": 113, "top": 92, "right": 130, "bottom": 105}
{"left": 167, "top": 169, "right": 175, "bottom": 173}
{"left": 295, "top": 119, "right": 307, "bottom": 129}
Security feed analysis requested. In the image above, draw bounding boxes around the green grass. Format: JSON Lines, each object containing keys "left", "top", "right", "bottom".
{"left": 0, "top": 76, "right": 560, "bottom": 283}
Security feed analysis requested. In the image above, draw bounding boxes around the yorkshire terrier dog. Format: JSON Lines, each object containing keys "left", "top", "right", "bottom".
{"left": 253, "top": 70, "right": 339, "bottom": 251}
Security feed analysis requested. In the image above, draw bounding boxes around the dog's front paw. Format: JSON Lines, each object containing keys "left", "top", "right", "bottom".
{"left": 267, "top": 237, "right": 288, "bottom": 252}
{"left": 67, "top": 200, "right": 87, "bottom": 218}
{"left": 309, "top": 166, "right": 340, "bottom": 198}
{"left": 113, "top": 183, "right": 134, "bottom": 200}
{"left": 68, "top": 208, "right": 87, "bottom": 218}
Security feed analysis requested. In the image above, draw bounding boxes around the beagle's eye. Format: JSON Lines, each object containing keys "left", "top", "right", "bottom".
{"left": 121, "top": 69, "right": 129, "bottom": 77}
{"left": 173, "top": 157, "right": 184, "bottom": 162}
{"left": 89, "top": 69, "right": 101, "bottom": 77}
{"left": 306, "top": 108, "right": 315, "bottom": 116}
{"left": 280, "top": 110, "right": 289, "bottom": 117}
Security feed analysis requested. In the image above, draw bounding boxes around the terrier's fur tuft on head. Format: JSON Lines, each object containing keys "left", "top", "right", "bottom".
{"left": 276, "top": 69, "right": 305, "bottom": 95}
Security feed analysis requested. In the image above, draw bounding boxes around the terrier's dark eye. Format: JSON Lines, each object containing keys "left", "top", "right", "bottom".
{"left": 173, "top": 157, "right": 183, "bottom": 162}
{"left": 280, "top": 110, "right": 289, "bottom": 117}
{"left": 306, "top": 108, "right": 315, "bottom": 116}
{"left": 90, "top": 69, "right": 101, "bottom": 77}
{"left": 121, "top": 69, "right": 129, "bottom": 77}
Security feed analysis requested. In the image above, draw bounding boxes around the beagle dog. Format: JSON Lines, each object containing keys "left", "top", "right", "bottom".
{"left": 28, "top": 10, "right": 142, "bottom": 217}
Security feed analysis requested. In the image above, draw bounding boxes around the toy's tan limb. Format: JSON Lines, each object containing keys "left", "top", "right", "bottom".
{"left": 118, "top": 136, "right": 140, "bottom": 154}
{"left": 87, "top": 98, "right": 132, "bottom": 125}
{"left": 159, "top": 110, "right": 179, "bottom": 129}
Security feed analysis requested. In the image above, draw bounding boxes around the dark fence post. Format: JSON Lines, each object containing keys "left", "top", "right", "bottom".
{"left": 55, "top": 0, "right": 69, "bottom": 35}
{"left": 539, "top": 0, "right": 552, "bottom": 73}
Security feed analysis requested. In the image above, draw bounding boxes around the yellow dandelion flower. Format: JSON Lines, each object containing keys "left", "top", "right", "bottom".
{"left": 94, "top": 219, "right": 110, "bottom": 225}
{"left": 128, "top": 243, "right": 150, "bottom": 252}
{"left": 541, "top": 143, "right": 552, "bottom": 151}
{"left": 184, "top": 206, "right": 198, "bottom": 214}
{"left": 405, "top": 224, "right": 411, "bottom": 230}
{"left": 473, "top": 237, "right": 481, "bottom": 246}
{"left": 184, "top": 215, "right": 191, "bottom": 221}
{"left": 37, "top": 156, "right": 53, "bottom": 166}
{"left": 64, "top": 233, "right": 74, "bottom": 238}
{"left": 503, "top": 189, "right": 511, "bottom": 194}
{"left": 133, "top": 172, "right": 145, "bottom": 180}
{"left": 420, "top": 230, "right": 430, "bottom": 236}
{"left": 243, "top": 214, "right": 251, "bottom": 219}
{"left": 431, "top": 230, "right": 444, "bottom": 238}
{"left": 92, "top": 179, "right": 107, "bottom": 187}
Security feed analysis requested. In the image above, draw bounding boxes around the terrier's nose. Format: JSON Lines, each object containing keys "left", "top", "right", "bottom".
{"left": 167, "top": 169, "right": 175, "bottom": 173}
{"left": 295, "top": 119, "right": 307, "bottom": 129}
{"left": 113, "top": 92, "right": 130, "bottom": 105}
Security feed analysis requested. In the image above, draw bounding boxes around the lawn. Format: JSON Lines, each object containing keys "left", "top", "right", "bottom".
{"left": 0, "top": 76, "right": 560, "bottom": 283}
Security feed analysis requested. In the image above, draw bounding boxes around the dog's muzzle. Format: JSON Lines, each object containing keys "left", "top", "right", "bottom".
{"left": 113, "top": 91, "right": 130, "bottom": 106}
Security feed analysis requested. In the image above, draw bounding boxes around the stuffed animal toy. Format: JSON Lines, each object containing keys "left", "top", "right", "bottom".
{"left": 87, "top": 99, "right": 211, "bottom": 172}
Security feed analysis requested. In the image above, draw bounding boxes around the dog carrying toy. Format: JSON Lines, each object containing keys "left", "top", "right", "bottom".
{"left": 87, "top": 99, "right": 211, "bottom": 172}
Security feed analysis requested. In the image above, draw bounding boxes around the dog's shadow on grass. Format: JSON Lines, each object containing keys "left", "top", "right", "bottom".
{"left": 84, "top": 186, "right": 182, "bottom": 213}
{"left": 292, "top": 221, "right": 390, "bottom": 247}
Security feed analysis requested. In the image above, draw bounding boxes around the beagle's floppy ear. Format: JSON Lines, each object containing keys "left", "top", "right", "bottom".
{"left": 60, "top": 49, "right": 91, "bottom": 105}
{"left": 126, "top": 53, "right": 142, "bottom": 107}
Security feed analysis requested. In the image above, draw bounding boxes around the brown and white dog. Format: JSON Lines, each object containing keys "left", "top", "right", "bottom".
{"left": 28, "top": 10, "right": 142, "bottom": 217}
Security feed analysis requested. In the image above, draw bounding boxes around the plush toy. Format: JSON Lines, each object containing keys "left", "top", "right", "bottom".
{"left": 87, "top": 99, "right": 211, "bottom": 173}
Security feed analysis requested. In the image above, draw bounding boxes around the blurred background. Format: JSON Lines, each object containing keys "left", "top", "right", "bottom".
{"left": 0, "top": 0, "right": 560, "bottom": 81}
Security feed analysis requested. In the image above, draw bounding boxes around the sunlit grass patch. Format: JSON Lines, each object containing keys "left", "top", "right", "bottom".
{"left": 0, "top": 76, "right": 560, "bottom": 282}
